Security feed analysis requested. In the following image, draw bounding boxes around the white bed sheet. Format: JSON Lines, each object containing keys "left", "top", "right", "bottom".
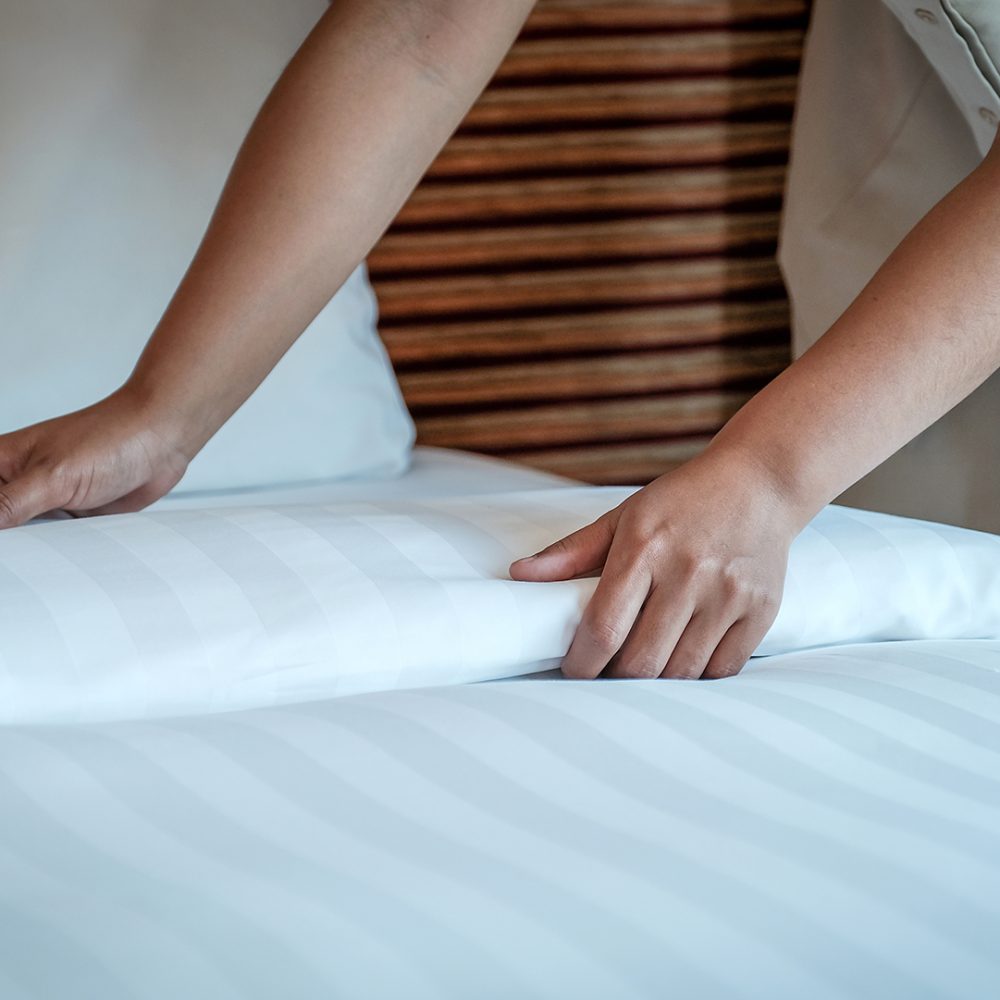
{"left": 4, "top": 478, "right": 1000, "bottom": 725}
{"left": 2, "top": 448, "right": 999, "bottom": 996}
{"left": 0, "top": 638, "right": 996, "bottom": 999}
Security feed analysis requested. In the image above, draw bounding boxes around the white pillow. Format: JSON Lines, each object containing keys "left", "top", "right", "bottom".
{"left": 0, "top": 488, "right": 998, "bottom": 725}
{"left": 0, "top": 0, "right": 415, "bottom": 492}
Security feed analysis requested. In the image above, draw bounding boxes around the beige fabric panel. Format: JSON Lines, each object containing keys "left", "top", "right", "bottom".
{"left": 368, "top": 0, "right": 808, "bottom": 485}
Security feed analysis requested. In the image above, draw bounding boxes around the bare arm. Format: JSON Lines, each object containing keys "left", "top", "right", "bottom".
{"left": 713, "top": 131, "right": 1000, "bottom": 523}
{"left": 131, "top": 0, "right": 534, "bottom": 454}
{"left": 512, "top": 131, "right": 1000, "bottom": 681}
{"left": 0, "top": 0, "right": 534, "bottom": 523}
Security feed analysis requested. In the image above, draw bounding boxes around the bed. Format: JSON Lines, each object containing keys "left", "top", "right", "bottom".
{"left": 3, "top": 1, "right": 999, "bottom": 996}
{"left": 0, "top": 447, "right": 998, "bottom": 999}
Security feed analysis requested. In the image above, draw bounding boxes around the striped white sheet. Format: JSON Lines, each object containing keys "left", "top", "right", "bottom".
{"left": 0, "top": 638, "right": 996, "bottom": 999}
{"left": 2, "top": 489, "right": 1000, "bottom": 724}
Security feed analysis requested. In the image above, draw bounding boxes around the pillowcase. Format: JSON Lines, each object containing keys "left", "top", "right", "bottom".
{"left": 0, "top": 487, "right": 998, "bottom": 725}
{"left": 0, "top": 0, "right": 415, "bottom": 492}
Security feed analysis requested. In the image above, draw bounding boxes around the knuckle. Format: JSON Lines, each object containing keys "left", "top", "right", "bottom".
{"left": 620, "top": 511, "right": 668, "bottom": 557}
{"left": 615, "top": 656, "right": 662, "bottom": 680}
{"left": 0, "top": 490, "right": 17, "bottom": 525}
{"left": 585, "top": 616, "right": 628, "bottom": 656}
{"left": 757, "top": 592, "right": 781, "bottom": 617}
{"left": 46, "top": 460, "right": 73, "bottom": 485}
{"left": 719, "top": 564, "right": 747, "bottom": 597}
{"left": 665, "top": 647, "right": 712, "bottom": 679}
{"left": 685, "top": 553, "right": 728, "bottom": 587}
{"left": 637, "top": 530, "right": 669, "bottom": 565}
{"left": 672, "top": 551, "right": 703, "bottom": 584}
{"left": 617, "top": 506, "right": 651, "bottom": 537}
{"left": 618, "top": 542, "right": 652, "bottom": 574}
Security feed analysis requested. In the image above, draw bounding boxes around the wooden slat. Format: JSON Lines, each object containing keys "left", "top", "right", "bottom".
{"left": 498, "top": 30, "right": 802, "bottom": 81}
{"left": 415, "top": 390, "right": 753, "bottom": 449}
{"left": 463, "top": 76, "right": 799, "bottom": 128}
{"left": 385, "top": 212, "right": 778, "bottom": 268}
{"left": 371, "top": 212, "right": 778, "bottom": 272}
{"left": 381, "top": 300, "right": 790, "bottom": 365}
{"left": 376, "top": 257, "right": 784, "bottom": 321}
{"left": 399, "top": 344, "right": 788, "bottom": 408}
{"left": 367, "top": 0, "right": 807, "bottom": 484}
{"left": 397, "top": 165, "right": 785, "bottom": 225}
{"left": 427, "top": 122, "right": 792, "bottom": 177}
{"left": 524, "top": 0, "right": 808, "bottom": 32}
{"left": 503, "top": 437, "right": 715, "bottom": 485}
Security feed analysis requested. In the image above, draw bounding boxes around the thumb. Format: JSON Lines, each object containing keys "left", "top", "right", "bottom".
{"left": 0, "top": 471, "right": 65, "bottom": 529}
{"left": 510, "top": 511, "right": 617, "bottom": 582}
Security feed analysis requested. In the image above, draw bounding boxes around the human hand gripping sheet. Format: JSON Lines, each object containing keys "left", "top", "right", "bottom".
{"left": 1, "top": 486, "right": 999, "bottom": 724}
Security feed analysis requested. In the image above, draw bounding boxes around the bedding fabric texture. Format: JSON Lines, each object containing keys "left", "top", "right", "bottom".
{"left": 0, "top": 0, "right": 414, "bottom": 491}
{"left": 0, "top": 453, "right": 998, "bottom": 996}
{"left": 1, "top": 476, "right": 999, "bottom": 725}
{"left": 0, "top": 639, "right": 997, "bottom": 999}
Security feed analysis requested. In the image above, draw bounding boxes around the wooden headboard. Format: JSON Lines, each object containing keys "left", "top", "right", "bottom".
{"left": 367, "top": 0, "right": 809, "bottom": 484}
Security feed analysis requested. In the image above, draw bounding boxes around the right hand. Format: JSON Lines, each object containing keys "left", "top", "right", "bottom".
{"left": 0, "top": 387, "right": 191, "bottom": 529}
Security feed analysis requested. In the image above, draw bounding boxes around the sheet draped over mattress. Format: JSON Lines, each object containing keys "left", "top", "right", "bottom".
{"left": 2, "top": 487, "right": 999, "bottom": 724}
{"left": 0, "top": 641, "right": 997, "bottom": 998}
{"left": 1, "top": 469, "right": 999, "bottom": 997}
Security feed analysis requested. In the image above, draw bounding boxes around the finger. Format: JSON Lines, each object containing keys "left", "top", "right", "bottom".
{"left": 0, "top": 470, "right": 68, "bottom": 529}
{"left": 0, "top": 435, "right": 22, "bottom": 483}
{"left": 560, "top": 547, "right": 651, "bottom": 679}
{"left": 509, "top": 509, "right": 617, "bottom": 583}
{"left": 76, "top": 482, "right": 166, "bottom": 518}
{"left": 702, "top": 617, "right": 770, "bottom": 680}
{"left": 660, "top": 607, "right": 737, "bottom": 680}
{"left": 605, "top": 585, "right": 693, "bottom": 679}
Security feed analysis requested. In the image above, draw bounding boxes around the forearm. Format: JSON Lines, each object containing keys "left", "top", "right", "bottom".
{"left": 127, "top": 0, "right": 533, "bottom": 456}
{"left": 709, "top": 135, "right": 1000, "bottom": 527}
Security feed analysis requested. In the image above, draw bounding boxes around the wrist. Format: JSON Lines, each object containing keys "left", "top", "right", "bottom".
{"left": 699, "top": 433, "right": 825, "bottom": 535}
{"left": 110, "top": 379, "right": 205, "bottom": 465}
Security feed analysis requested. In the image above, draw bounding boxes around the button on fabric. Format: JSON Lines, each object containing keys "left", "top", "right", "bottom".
{"left": 914, "top": 8, "right": 938, "bottom": 24}
{"left": 979, "top": 106, "right": 1000, "bottom": 126}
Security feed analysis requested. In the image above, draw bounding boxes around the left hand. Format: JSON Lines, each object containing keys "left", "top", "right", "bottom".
{"left": 509, "top": 448, "right": 800, "bottom": 680}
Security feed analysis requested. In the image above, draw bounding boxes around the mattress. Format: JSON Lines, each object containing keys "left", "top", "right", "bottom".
{"left": 1, "top": 448, "right": 998, "bottom": 998}
{"left": 0, "top": 640, "right": 998, "bottom": 999}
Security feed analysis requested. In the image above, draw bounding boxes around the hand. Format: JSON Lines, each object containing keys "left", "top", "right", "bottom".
{"left": 0, "top": 387, "right": 190, "bottom": 528}
{"left": 509, "top": 449, "right": 800, "bottom": 680}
